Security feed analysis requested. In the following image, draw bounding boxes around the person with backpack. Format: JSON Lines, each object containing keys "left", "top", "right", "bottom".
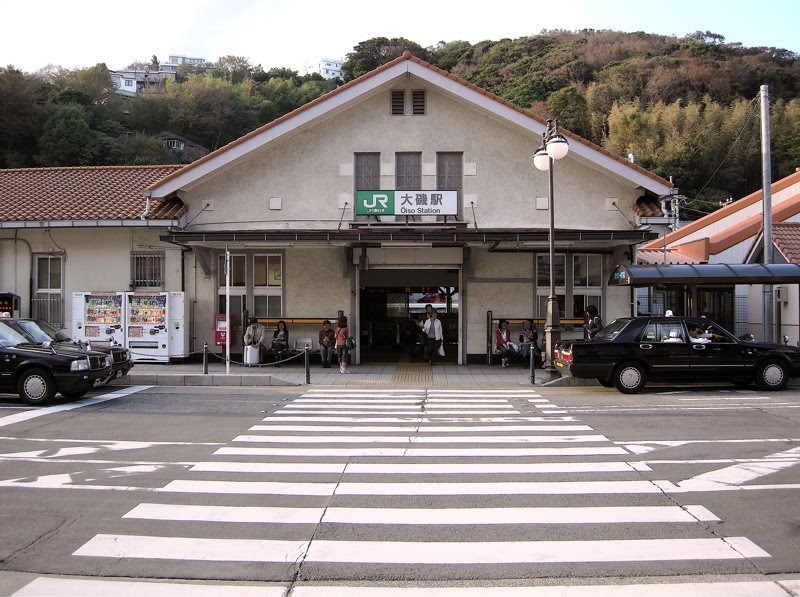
{"left": 335, "top": 316, "right": 350, "bottom": 374}
{"left": 585, "top": 305, "right": 603, "bottom": 339}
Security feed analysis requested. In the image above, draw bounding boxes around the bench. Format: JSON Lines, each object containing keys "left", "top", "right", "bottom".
{"left": 243, "top": 316, "right": 342, "bottom": 365}
{"left": 485, "top": 312, "right": 586, "bottom": 366}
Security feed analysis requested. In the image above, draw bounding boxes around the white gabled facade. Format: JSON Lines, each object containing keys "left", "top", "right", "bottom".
{"left": 2, "top": 53, "right": 673, "bottom": 364}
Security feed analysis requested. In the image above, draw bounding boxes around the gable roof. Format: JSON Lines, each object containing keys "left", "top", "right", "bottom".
{"left": 0, "top": 165, "right": 185, "bottom": 227}
{"left": 773, "top": 222, "right": 800, "bottom": 263}
{"left": 638, "top": 168, "right": 800, "bottom": 263}
{"left": 147, "top": 51, "right": 673, "bottom": 198}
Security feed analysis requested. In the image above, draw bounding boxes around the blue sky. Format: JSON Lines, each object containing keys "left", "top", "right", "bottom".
{"left": 2, "top": 0, "right": 797, "bottom": 74}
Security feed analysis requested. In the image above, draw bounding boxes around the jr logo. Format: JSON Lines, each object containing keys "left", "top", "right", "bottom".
{"left": 363, "top": 194, "right": 389, "bottom": 209}
{"left": 356, "top": 191, "right": 394, "bottom": 215}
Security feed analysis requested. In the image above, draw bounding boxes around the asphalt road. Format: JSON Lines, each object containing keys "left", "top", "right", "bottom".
{"left": 0, "top": 382, "right": 799, "bottom": 595}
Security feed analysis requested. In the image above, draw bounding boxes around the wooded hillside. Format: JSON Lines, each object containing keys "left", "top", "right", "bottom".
{"left": 2, "top": 30, "right": 798, "bottom": 219}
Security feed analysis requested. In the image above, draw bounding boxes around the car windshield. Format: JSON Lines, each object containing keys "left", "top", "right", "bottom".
{"left": 13, "top": 320, "right": 71, "bottom": 344}
{"left": 593, "top": 318, "right": 629, "bottom": 340}
{"left": 0, "top": 321, "right": 33, "bottom": 348}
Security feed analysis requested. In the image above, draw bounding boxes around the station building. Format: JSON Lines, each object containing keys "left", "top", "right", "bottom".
{"left": 0, "top": 52, "right": 672, "bottom": 364}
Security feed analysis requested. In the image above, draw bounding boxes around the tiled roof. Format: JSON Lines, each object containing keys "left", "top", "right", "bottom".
{"left": 640, "top": 168, "right": 800, "bottom": 251}
{"left": 637, "top": 249, "right": 702, "bottom": 265}
{"left": 0, "top": 165, "right": 185, "bottom": 222}
{"left": 149, "top": 51, "right": 673, "bottom": 195}
{"left": 773, "top": 222, "right": 800, "bottom": 263}
{"left": 634, "top": 196, "right": 664, "bottom": 217}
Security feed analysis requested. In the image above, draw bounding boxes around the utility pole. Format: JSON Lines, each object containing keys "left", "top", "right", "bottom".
{"left": 761, "top": 85, "right": 774, "bottom": 343}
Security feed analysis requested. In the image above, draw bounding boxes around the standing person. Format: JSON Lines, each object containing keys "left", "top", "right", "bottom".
{"left": 271, "top": 320, "right": 289, "bottom": 366}
{"left": 423, "top": 309, "right": 443, "bottom": 365}
{"left": 518, "top": 319, "right": 536, "bottom": 365}
{"left": 335, "top": 316, "right": 350, "bottom": 374}
{"left": 495, "top": 319, "right": 516, "bottom": 368}
{"left": 585, "top": 305, "right": 603, "bottom": 339}
{"left": 318, "top": 319, "right": 335, "bottom": 368}
{"left": 243, "top": 318, "right": 268, "bottom": 363}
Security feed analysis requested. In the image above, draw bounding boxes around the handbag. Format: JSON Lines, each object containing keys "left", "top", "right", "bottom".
{"left": 437, "top": 344, "right": 445, "bottom": 357}
{"left": 346, "top": 336, "right": 357, "bottom": 350}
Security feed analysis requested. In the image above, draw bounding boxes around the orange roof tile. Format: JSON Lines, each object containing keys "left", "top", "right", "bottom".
{"left": 149, "top": 51, "right": 673, "bottom": 194}
{"left": 0, "top": 165, "right": 184, "bottom": 222}
{"left": 773, "top": 222, "right": 800, "bottom": 263}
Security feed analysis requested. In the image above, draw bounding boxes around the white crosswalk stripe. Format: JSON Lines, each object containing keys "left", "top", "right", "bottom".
{"left": 61, "top": 387, "right": 773, "bottom": 592}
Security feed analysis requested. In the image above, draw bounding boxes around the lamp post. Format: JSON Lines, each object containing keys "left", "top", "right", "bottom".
{"left": 533, "top": 119, "right": 569, "bottom": 367}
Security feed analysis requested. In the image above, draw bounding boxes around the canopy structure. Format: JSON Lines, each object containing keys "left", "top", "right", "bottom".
{"left": 610, "top": 263, "right": 800, "bottom": 286}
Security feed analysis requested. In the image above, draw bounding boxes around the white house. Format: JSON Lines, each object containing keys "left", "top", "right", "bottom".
{"left": 635, "top": 168, "right": 800, "bottom": 341}
{"left": 1, "top": 52, "right": 673, "bottom": 364}
{"left": 319, "top": 58, "right": 342, "bottom": 80}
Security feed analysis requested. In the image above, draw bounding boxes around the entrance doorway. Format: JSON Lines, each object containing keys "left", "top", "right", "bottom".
{"left": 358, "top": 269, "right": 459, "bottom": 364}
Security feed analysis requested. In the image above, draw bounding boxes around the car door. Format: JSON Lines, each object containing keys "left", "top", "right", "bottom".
{"left": 636, "top": 320, "right": 693, "bottom": 380}
{"left": 687, "top": 320, "right": 754, "bottom": 379}
{"left": 0, "top": 323, "right": 20, "bottom": 390}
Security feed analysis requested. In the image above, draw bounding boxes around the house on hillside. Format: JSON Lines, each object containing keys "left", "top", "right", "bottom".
{"left": 635, "top": 168, "right": 800, "bottom": 341}
{"left": 1, "top": 52, "right": 673, "bottom": 364}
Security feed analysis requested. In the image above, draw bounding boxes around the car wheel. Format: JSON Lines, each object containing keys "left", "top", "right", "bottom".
{"left": 60, "top": 390, "right": 88, "bottom": 400}
{"left": 755, "top": 359, "right": 789, "bottom": 391}
{"left": 613, "top": 361, "right": 647, "bottom": 394}
{"left": 596, "top": 378, "right": 613, "bottom": 388}
{"left": 17, "top": 368, "right": 56, "bottom": 406}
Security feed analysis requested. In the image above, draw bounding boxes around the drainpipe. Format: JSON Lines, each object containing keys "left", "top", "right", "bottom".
{"left": 140, "top": 191, "right": 152, "bottom": 220}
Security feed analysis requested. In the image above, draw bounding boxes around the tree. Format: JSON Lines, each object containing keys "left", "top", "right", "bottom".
{"left": 36, "top": 104, "right": 100, "bottom": 166}
{"left": 341, "top": 37, "right": 429, "bottom": 81}
{"left": 0, "top": 66, "right": 51, "bottom": 167}
{"left": 546, "top": 87, "right": 590, "bottom": 138}
{"left": 213, "top": 55, "right": 253, "bottom": 84}
{"left": 108, "top": 133, "right": 174, "bottom": 165}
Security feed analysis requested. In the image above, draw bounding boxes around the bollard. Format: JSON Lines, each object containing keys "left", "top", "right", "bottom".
{"left": 202, "top": 341, "right": 208, "bottom": 375}
{"left": 529, "top": 344, "right": 536, "bottom": 385}
{"left": 304, "top": 345, "right": 310, "bottom": 384}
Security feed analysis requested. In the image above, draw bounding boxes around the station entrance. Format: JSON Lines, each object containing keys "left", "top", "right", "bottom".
{"left": 358, "top": 268, "right": 459, "bottom": 364}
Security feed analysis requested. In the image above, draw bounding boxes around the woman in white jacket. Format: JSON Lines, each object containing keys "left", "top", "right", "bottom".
{"left": 422, "top": 310, "right": 444, "bottom": 365}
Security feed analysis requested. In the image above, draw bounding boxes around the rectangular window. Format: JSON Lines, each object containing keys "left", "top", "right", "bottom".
{"left": 437, "top": 152, "right": 462, "bottom": 219}
{"left": 573, "top": 254, "right": 603, "bottom": 287}
{"left": 536, "top": 254, "right": 566, "bottom": 287}
{"left": 354, "top": 153, "right": 380, "bottom": 190}
{"left": 217, "top": 254, "right": 246, "bottom": 287}
{"left": 33, "top": 255, "right": 63, "bottom": 326}
{"left": 395, "top": 152, "right": 421, "bottom": 190}
{"left": 131, "top": 251, "right": 165, "bottom": 289}
{"left": 253, "top": 254, "right": 282, "bottom": 317}
{"left": 391, "top": 90, "right": 405, "bottom": 115}
{"left": 412, "top": 89, "right": 426, "bottom": 115}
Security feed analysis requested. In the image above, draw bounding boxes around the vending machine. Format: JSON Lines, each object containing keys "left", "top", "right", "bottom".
{"left": 125, "top": 292, "right": 169, "bottom": 362}
{"left": 72, "top": 291, "right": 125, "bottom": 346}
{"left": 168, "top": 291, "right": 188, "bottom": 360}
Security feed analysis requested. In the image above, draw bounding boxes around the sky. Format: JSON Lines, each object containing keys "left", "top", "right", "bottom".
{"left": 2, "top": 0, "right": 798, "bottom": 74}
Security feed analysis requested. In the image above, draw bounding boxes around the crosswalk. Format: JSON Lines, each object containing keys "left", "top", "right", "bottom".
{"left": 13, "top": 387, "right": 794, "bottom": 595}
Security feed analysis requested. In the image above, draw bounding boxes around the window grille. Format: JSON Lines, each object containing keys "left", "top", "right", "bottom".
{"left": 412, "top": 90, "right": 426, "bottom": 115}
{"left": 131, "top": 251, "right": 165, "bottom": 289}
{"left": 33, "top": 255, "right": 63, "bottom": 327}
{"left": 395, "top": 153, "right": 421, "bottom": 190}
{"left": 391, "top": 90, "right": 405, "bottom": 115}
{"left": 355, "top": 153, "right": 380, "bottom": 190}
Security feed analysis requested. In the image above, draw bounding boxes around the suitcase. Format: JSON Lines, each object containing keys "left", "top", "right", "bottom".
{"left": 244, "top": 345, "right": 260, "bottom": 366}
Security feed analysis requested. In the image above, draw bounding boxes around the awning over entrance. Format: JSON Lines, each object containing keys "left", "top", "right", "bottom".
{"left": 610, "top": 263, "right": 800, "bottom": 286}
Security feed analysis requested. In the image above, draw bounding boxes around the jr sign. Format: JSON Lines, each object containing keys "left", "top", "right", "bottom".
{"left": 356, "top": 190, "right": 458, "bottom": 216}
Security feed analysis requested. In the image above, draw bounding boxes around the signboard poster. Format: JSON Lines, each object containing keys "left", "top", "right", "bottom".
{"left": 356, "top": 190, "right": 458, "bottom": 216}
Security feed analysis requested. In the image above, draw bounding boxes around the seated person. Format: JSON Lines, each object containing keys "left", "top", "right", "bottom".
{"left": 271, "top": 320, "right": 290, "bottom": 365}
{"left": 688, "top": 324, "right": 711, "bottom": 344}
{"left": 494, "top": 319, "right": 517, "bottom": 368}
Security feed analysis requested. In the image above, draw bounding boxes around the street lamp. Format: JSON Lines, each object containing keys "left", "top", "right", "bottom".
{"left": 533, "top": 119, "right": 569, "bottom": 368}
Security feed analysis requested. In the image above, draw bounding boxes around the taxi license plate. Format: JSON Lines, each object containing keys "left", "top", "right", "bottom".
{"left": 555, "top": 362, "right": 564, "bottom": 368}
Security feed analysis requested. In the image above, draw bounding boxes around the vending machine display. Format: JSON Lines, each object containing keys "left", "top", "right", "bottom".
{"left": 126, "top": 292, "right": 169, "bottom": 362}
{"left": 72, "top": 292, "right": 125, "bottom": 346}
